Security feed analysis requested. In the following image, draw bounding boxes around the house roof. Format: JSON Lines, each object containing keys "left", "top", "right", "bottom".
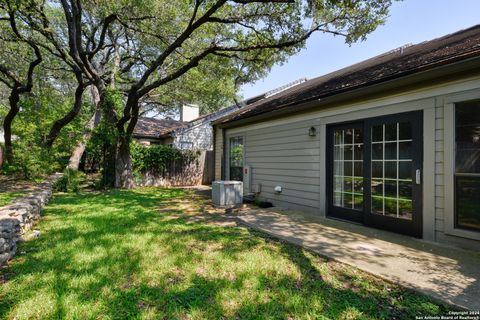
{"left": 169, "top": 78, "right": 308, "bottom": 136}
{"left": 213, "top": 24, "right": 480, "bottom": 126}
{"left": 133, "top": 117, "right": 185, "bottom": 139}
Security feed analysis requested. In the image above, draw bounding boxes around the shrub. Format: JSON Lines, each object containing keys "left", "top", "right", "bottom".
{"left": 130, "top": 142, "right": 184, "bottom": 174}
{"left": 54, "top": 169, "right": 86, "bottom": 193}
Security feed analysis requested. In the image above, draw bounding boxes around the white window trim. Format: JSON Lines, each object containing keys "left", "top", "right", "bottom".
{"left": 444, "top": 99, "right": 480, "bottom": 241}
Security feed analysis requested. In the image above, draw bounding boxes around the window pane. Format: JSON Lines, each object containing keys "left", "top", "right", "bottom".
{"left": 372, "top": 143, "right": 383, "bottom": 160}
{"left": 229, "top": 136, "right": 244, "bottom": 181}
{"left": 455, "top": 101, "right": 480, "bottom": 232}
{"left": 399, "top": 161, "right": 412, "bottom": 180}
{"left": 372, "top": 161, "right": 383, "bottom": 178}
{"left": 371, "top": 179, "right": 383, "bottom": 197}
{"left": 455, "top": 176, "right": 480, "bottom": 231}
{"left": 353, "top": 129, "right": 363, "bottom": 145}
{"left": 455, "top": 149, "right": 480, "bottom": 173}
{"left": 353, "top": 143, "right": 364, "bottom": 160}
{"left": 456, "top": 125, "right": 480, "bottom": 149}
{"left": 353, "top": 194, "right": 364, "bottom": 210}
{"left": 343, "top": 177, "right": 353, "bottom": 193}
{"left": 354, "top": 162, "right": 363, "bottom": 177}
{"left": 399, "top": 122, "right": 412, "bottom": 140}
{"left": 333, "top": 191, "right": 343, "bottom": 206}
{"left": 230, "top": 167, "right": 243, "bottom": 182}
{"left": 344, "top": 129, "right": 353, "bottom": 145}
{"left": 385, "top": 142, "right": 397, "bottom": 160}
{"left": 398, "top": 200, "right": 413, "bottom": 220}
{"left": 456, "top": 101, "right": 480, "bottom": 174}
{"left": 384, "top": 180, "right": 397, "bottom": 198}
{"left": 343, "top": 145, "right": 353, "bottom": 160}
{"left": 332, "top": 127, "right": 363, "bottom": 210}
{"left": 372, "top": 196, "right": 383, "bottom": 214}
{"left": 344, "top": 193, "right": 353, "bottom": 208}
{"left": 399, "top": 181, "right": 413, "bottom": 199}
{"left": 456, "top": 100, "right": 480, "bottom": 126}
{"left": 334, "top": 176, "right": 343, "bottom": 190}
{"left": 385, "top": 162, "right": 397, "bottom": 179}
{"left": 399, "top": 142, "right": 412, "bottom": 160}
{"left": 353, "top": 177, "right": 363, "bottom": 193}
{"left": 372, "top": 125, "right": 383, "bottom": 142}
{"left": 344, "top": 161, "right": 353, "bottom": 176}
{"left": 385, "top": 123, "right": 397, "bottom": 141}
{"left": 384, "top": 198, "right": 398, "bottom": 217}
{"left": 370, "top": 121, "right": 413, "bottom": 220}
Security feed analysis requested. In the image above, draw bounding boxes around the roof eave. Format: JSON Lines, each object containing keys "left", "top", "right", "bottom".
{"left": 214, "top": 55, "right": 480, "bottom": 129}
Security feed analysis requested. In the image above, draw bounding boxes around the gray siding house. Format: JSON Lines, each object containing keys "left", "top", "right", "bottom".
{"left": 162, "top": 79, "right": 307, "bottom": 150}
{"left": 212, "top": 25, "right": 480, "bottom": 250}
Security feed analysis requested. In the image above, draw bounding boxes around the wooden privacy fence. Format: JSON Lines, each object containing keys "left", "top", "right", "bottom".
{"left": 137, "top": 150, "right": 214, "bottom": 187}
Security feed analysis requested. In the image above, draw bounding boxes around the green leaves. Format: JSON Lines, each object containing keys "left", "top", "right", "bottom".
{"left": 130, "top": 142, "right": 183, "bottom": 173}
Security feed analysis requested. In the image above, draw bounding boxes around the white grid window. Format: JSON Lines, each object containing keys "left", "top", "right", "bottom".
{"left": 371, "top": 122, "right": 413, "bottom": 220}
{"left": 333, "top": 128, "right": 364, "bottom": 210}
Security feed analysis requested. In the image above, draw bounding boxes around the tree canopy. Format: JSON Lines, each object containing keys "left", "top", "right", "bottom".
{"left": 0, "top": 0, "right": 395, "bottom": 186}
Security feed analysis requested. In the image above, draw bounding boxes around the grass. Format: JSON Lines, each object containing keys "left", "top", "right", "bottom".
{"left": 0, "top": 188, "right": 451, "bottom": 319}
{"left": 0, "top": 191, "right": 25, "bottom": 207}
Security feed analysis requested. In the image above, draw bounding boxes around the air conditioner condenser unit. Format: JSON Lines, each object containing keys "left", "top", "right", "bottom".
{"left": 212, "top": 181, "right": 243, "bottom": 208}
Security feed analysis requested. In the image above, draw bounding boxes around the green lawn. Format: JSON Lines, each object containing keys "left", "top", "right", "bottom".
{"left": 0, "top": 191, "right": 24, "bottom": 207}
{"left": 0, "top": 188, "right": 451, "bottom": 319}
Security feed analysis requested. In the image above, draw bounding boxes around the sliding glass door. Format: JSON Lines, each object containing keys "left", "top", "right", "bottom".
{"left": 327, "top": 111, "right": 423, "bottom": 237}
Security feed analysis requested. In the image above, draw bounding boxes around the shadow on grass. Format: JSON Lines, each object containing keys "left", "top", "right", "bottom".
{"left": 0, "top": 188, "right": 451, "bottom": 319}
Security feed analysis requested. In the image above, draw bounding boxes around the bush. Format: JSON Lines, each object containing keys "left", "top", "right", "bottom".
{"left": 130, "top": 142, "right": 184, "bottom": 174}
{"left": 54, "top": 169, "right": 86, "bottom": 193}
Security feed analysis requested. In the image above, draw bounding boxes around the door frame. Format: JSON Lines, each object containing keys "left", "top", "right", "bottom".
{"left": 326, "top": 111, "right": 424, "bottom": 238}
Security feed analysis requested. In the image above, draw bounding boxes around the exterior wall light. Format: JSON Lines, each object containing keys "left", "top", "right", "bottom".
{"left": 308, "top": 126, "right": 317, "bottom": 136}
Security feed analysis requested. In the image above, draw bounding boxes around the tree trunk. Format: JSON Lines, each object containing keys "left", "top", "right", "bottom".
{"left": 113, "top": 95, "right": 139, "bottom": 189}
{"left": 67, "top": 85, "right": 101, "bottom": 170}
{"left": 0, "top": 144, "right": 4, "bottom": 169}
{"left": 45, "top": 81, "right": 85, "bottom": 148}
{"left": 115, "top": 135, "right": 135, "bottom": 189}
{"left": 3, "top": 89, "right": 20, "bottom": 164}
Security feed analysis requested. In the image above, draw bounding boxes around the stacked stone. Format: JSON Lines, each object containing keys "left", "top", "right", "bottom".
{"left": 0, "top": 173, "right": 61, "bottom": 265}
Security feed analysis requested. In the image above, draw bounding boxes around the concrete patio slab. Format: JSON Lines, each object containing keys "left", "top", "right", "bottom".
{"left": 230, "top": 206, "right": 480, "bottom": 311}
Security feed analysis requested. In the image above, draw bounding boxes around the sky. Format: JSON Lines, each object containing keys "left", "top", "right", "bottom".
{"left": 240, "top": 0, "right": 480, "bottom": 98}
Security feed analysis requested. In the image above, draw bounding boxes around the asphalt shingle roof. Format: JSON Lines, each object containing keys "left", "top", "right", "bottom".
{"left": 133, "top": 117, "right": 186, "bottom": 138}
{"left": 214, "top": 24, "right": 480, "bottom": 125}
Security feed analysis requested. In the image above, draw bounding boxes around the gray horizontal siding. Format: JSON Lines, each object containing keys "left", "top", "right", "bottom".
{"left": 246, "top": 155, "right": 319, "bottom": 163}
{"left": 248, "top": 162, "right": 319, "bottom": 170}
{"left": 260, "top": 191, "right": 319, "bottom": 209}
{"left": 245, "top": 134, "right": 318, "bottom": 147}
{"left": 253, "top": 180, "right": 320, "bottom": 194}
{"left": 238, "top": 118, "right": 321, "bottom": 212}
{"left": 242, "top": 120, "right": 316, "bottom": 136}
{"left": 247, "top": 148, "right": 320, "bottom": 158}
{"left": 246, "top": 141, "right": 320, "bottom": 152}
{"left": 251, "top": 168, "right": 320, "bottom": 178}
{"left": 253, "top": 173, "right": 320, "bottom": 186}
{"left": 214, "top": 128, "right": 223, "bottom": 180}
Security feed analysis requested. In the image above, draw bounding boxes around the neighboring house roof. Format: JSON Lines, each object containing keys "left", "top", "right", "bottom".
{"left": 213, "top": 24, "right": 480, "bottom": 126}
{"left": 133, "top": 117, "right": 185, "bottom": 139}
{"left": 169, "top": 78, "right": 308, "bottom": 137}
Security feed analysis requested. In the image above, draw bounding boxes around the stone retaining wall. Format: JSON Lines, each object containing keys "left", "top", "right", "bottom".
{"left": 0, "top": 173, "right": 61, "bottom": 265}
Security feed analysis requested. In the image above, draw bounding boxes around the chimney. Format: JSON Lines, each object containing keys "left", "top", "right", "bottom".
{"left": 180, "top": 104, "right": 199, "bottom": 122}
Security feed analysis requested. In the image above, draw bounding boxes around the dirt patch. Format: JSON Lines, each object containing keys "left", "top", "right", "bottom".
{"left": 157, "top": 188, "right": 241, "bottom": 228}
{"left": 0, "top": 176, "right": 42, "bottom": 194}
